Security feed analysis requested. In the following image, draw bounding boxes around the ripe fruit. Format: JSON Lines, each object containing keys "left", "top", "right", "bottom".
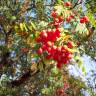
{"left": 66, "top": 17, "right": 71, "bottom": 22}
{"left": 67, "top": 53, "right": 73, "bottom": 59}
{"left": 51, "top": 11, "right": 57, "bottom": 18}
{"left": 64, "top": 82, "right": 69, "bottom": 90}
{"left": 67, "top": 41, "right": 74, "bottom": 49}
{"left": 70, "top": 14, "right": 75, "bottom": 19}
{"left": 57, "top": 62, "right": 62, "bottom": 69}
{"left": 58, "top": 16, "right": 64, "bottom": 22}
{"left": 35, "top": 8, "right": 75, "bottom": 69}
{"left": 80, "top": 16, "right": 89, "bottom": 23}
{"left": 54, "top": 18, "right": 60, "bottom": 23}
{"left": 55, "top": 28, "right": 61, "bottom": 37}
{"left": 80, "top": 18, "right": 85, "bottom": 23}
{"left": 64, "top": 1, "right": 72, "bottom": 7}
{"left": 56, "top": 87, "right": 64, "bottom": 95}
{"left": 46, "top": 41, "right": 53, "bottom": 47}
{"left": 83, "top": 16, "right": 89, "bottom": 23}
{"left": 41, "top": 31, "right": 47, "bottom": 39}
{"left": 45, "top": 54, "right": 52, "bottom": 60}
{"left": 37, "top": 47, "right": 43, "bottom": 54}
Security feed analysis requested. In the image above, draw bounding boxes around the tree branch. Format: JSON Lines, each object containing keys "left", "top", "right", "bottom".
{"left": 10, "top": 69, "right": 39, "bottom": 87}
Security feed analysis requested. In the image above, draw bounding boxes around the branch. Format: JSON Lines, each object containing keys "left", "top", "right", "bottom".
{"left": 70, "top": 0, "right": 82, "bottom": 9}
{"left": 10, "top": 69, "right": 39, "bottom": 87}
{"left": 17, "top": 0, "right": 30, "bottom": 16}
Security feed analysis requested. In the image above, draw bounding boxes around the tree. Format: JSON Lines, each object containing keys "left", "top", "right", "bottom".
{"left": 0, "top": 0, "right": 95, "bottom": 96}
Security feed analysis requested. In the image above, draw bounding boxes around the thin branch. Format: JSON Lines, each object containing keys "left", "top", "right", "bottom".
{"left": 70, "top": 0, "right": 82, "bottom": 9}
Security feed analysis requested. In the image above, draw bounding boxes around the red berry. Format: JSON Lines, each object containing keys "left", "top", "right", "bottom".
{"left": 64, "top": 82, "right": 69, "bottom": 90}
{"left": 46, "top": 47, "right": 51, "bottom": 53}
{"left": 58, "top": 16, "right": 64, "bottom": 22}
{"left": 80, "top": 18, "right": 85, "bottom": 23}
{"left": 36, "top": 37, "right": 41, "bottom": 42}
{"left": 54, "top": 18, "right": 60, "bottom": 23}
{"left": 64, "top": 1, "right": 72, "bottom": 7}
{"left": 52, "top": 45, "right": 57, "bottom": 51}
{"left": 67, "top": 41, "right": 74, "bottom": 49}
{"left": 37, "top": 47, "right": 43, "bottom": 54}
{"left": 45, "top": 54, "right": 52, "bottom": 60}
{"left": 51, "top": 11, "right": 57, "bottom": 18}
{"left": 50, "top": 45, "right": 57, "bottom": 55}
{"left": 63, "top": 59, "right": 69, "bottom": 64}
{"left": 80, "top": 16, "right": 89, "bottom": 23}
{"left": 56, "top": 88, "right": 64, "bottom": 95}
{"left": 42, "top": 44, "right": 47, "bottom": 50}
{"left": 66, "top": 17, "right": 71, "bottom": 22}
{"left": 57, "top": 46, "right": 62, "bottom": 53}
{"left": 57, "top": 62, "right": 62, "bottom": 69}
{"left": 46, "top": 41, "right": 53, "bottom": 47}
{"left": 55, "top": 28, "right": 61, "bottom": 38}
{"left": 53, "top": 22, "right": 60, "bottom": 28}
{"left": 70, "top": 14, "right": 75, "bottom": 19}
{"left": 67, "top": 53, "right": 73, "bottom": 59}
{"left": 83, "top": 16, "right": 89, "bottom": 23}
{"left": 41, "top": 31, "right": 47, "bottom": 38}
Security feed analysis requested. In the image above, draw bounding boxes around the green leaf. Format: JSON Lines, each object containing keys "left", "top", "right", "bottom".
{"left": 81, "top": 66, "right": 86, "bottom": 75}
{"left": 11, "top": 16, "right": 16, "bottom": 20}
{"left": 87, "top": 11, "right": 96, "bottom": 27}
{"left": 41, "top": 88, "right": 50, "bottom": 95}
{"left": 57, "top": 0, "right": 61, "bottom": 4}
{"left": 51, "top": 67, "right": 59, "bottom": 75}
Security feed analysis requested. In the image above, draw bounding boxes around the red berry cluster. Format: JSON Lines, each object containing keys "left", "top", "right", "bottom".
{"left": 36, "top": 28, "right": 61, "bottom": 43}
{"left": 56, "top": 82, "right": 69, "bottom": 95}
{"left": 35, "top": 7, "right": 75, "bottom": 69}
{"left": 80, "top": 16, "right": 89, "bottom": 23}
{"left": 52, "top": 46, "right": 73, "bottom": 68}
{"left": 66, "top": 13, "right": 75, "bottom": 22}
{"left": 36, "top": 29, "right": 73, "bottom": 68}
{"left": 51, "top": 11, "right": 64, "bottom": 28}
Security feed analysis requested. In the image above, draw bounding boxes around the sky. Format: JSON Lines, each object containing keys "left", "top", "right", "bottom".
{"left": 68, "top": 54, "right": 96, "bottom": 96}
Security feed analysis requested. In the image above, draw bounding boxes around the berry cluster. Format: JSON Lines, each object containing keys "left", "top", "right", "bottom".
{"left": 80, "top": 16, "right": 89, "bottom": 23}
{"left": 35, "top": 3, "right": 75, "bottom": 69}
{"left": 66, "top": 13, "right": 75, "bottom": 22}
{"left": 36, "top": 28, "right": 60, "bottom": 43}
{"left": 56, "top": 82, "right": 69, "bottom": 95}
{"left": 51, "top": 11, "right": 64, "bottom": 28}
{"left": 36, "top": 28, "right": 73, "bottom": 68}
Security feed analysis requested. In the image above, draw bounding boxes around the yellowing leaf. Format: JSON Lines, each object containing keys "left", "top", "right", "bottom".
{"left": 62, "top": 9, "right": 72, "bottom": 18}
{"left": 38, "top": 62, "right": 44, "bottom": 71}
{"left": 14, "top": 25, "right": 19, "bottom": 32}
{"left": 23, "top": 22, "right": 28, "bottom": 31}
{"left": 76, "top": 23, "right": 89, "bottom": 36}
{"left": 63, "top": 35, "right": 72, "bottom": 40}
{"left": 20, "top": 23, "right": 24, "bottom": 31}
{"left": 30, "top": 22, "right": 36, "bottom": 30}
{"left": 31, "top": 63, "right": 38, "bottom": 74}
{"left": 54, "top": 5, "right": 63, "bottom": 15}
